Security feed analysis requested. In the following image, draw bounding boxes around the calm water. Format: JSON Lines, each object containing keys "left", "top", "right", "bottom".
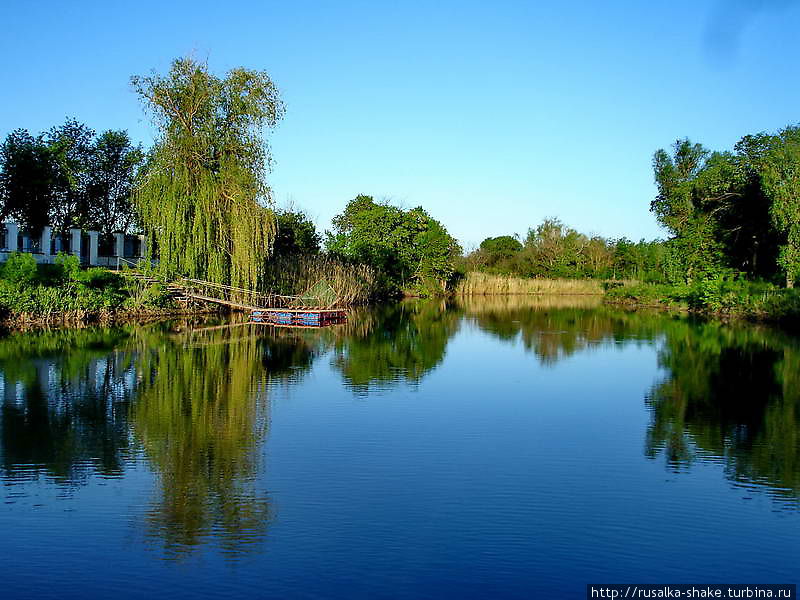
{"left": 0, "top": 297, "right": 798, "bottom": 599}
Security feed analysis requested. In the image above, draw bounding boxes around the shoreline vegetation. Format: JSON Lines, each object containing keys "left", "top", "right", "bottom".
{"left": 2, "top": 265, "right": 799, "bottom": 332}
{"left": 3, "top": 57, "right": 800, "bottom": 332}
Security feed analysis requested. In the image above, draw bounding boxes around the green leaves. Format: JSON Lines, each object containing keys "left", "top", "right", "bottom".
{"left": 326, "top": 195, "right": 461, "bottom": 295}
{"left": 132, "top": 57, "right": 284, "bottom": 289}
{"left": 650, "top": 127, "right": 800, "bottom": 286}
{"left": 0, "top": 120, "right": 144, "bottom": 235}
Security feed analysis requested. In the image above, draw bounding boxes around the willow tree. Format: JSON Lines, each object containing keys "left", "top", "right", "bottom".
{"left": 131, "top": 57, "right": 284, "bottom": 288}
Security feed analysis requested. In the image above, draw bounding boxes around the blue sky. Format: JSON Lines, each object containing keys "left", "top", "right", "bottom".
{"left": 1, "top": 0, "right": 799, "bottom": 248}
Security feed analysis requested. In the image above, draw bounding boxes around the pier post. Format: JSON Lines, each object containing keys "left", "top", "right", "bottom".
{"left": 5, "top": 223, "right": 18, "bottom": 252}
{"left": 41, "top": 226, "right": 52, "bottom": 261}
{"left": 70, "top": 228, "right": 82, "bottom": 258}
{"left": 88, "top": 231, "right": 99, "bottom": 266}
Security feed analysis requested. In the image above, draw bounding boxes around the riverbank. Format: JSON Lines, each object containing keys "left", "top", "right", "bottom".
{"left": 454, "top": 271, "right": 800, "bottom": 327}
{"left": 0, "top": 253, "right": 216, "bottom": 330}
{"left": 603, "top": 280, "right": 800, "bottom": 326}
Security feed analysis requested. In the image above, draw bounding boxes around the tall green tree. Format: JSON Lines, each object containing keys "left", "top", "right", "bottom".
{"left": 762, "top": 126, "right": 800, "bottom": 288}
{"left": 131, "top": 57, "right": 284, "bottom": 288}
{"left": 326, "top": 195, "right": 460, "bottom": 294}
{"left": 45, "top": 118, "right": 95, "bottom": 233}
{"left": 652, "top": 139, "right": 728, "bottom": 283}
{"left": 0, "top": 129, "right": 54, "bottom": 231}
{"left": 85, "top": 130, "right": 145, "bottom": 235}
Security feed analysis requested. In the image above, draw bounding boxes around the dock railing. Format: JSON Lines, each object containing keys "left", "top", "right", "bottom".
{"left": 177, "top": 278, "right": 339, "bottom": 310}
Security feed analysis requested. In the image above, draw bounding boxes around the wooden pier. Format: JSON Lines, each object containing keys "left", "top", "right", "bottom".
{"left": 120, "top": 267, "right": 348, "bottom": 327}
{"left": 250, "top": 308, "right": 347, "bottom": 327}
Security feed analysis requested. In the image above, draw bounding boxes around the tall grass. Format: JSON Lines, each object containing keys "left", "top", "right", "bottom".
{"left": 262, "top": 255, "right": 379, "bottom": 306}
{"left": 456, "top": 294, "right": 603, "bottom": 312}
{"left": 455, "top": 272, "right": 608, "bottom": 296}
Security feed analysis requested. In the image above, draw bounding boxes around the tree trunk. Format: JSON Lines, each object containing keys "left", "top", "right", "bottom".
{"left": 787, "top": 273, "right": 794, "bottom": 289}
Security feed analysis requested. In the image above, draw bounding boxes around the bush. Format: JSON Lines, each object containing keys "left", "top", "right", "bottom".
{"left": 54, "top": 252, "right": 81, "bottom": 282}
{"left": 2, "top": 252, "right": 39, "bottom": 286}
{"left": 74, "top": 267, "right": 123, "bottom": 289}
{"left": 124, "top": 282, "right": 175, "bottom": 310}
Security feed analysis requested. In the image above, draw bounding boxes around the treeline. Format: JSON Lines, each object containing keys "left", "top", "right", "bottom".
{"left": 0, "top": 119, "right": 144, "bottom": 235}
{"left": 652, "top": 127, "right": 800, "bottom": 288}
{"left": 325, "top": 194, "right": 461, "bottom": 295}
{"left": 461, "top": 218, "right": 667, "bottom": 282}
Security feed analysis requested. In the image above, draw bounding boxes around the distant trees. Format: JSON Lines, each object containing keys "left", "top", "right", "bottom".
{"left": 651, "top": 125, "right": 800, "bottom": 288}
{"left": 0, "top": 119, "right": 144, "bottom": 235}
{"left": 326, "top": 195, "right": 461, "bottom": 294}
{"left": 132, "top": 57, "right": 284, "bottom": 288}
{"left": 463, "top": 218, "right": 666, "bottom": 281}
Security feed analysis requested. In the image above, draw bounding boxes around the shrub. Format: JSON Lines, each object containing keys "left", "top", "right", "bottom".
{"left": 55, "top": 252, "right": 81, "bottom": 281}
{"left": 124, "top": 282, "right": 175, "bottom": 310}
{"left": 2, "top": 252, "right": 39, "bottom": 286}
{"left": 74, "top": 267, "right": 123, "bottom": 289}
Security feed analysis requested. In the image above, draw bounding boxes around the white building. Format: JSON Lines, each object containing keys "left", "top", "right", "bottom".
{"left": 0, "top": 223, "right": 147, "bottom": 267}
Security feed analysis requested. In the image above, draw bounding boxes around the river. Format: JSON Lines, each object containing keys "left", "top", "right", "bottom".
{"left": 1, "top": 297, "right": 797, "bottom": 599}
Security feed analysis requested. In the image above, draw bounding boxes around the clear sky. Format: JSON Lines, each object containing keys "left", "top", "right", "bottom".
{"left": 1, "top": 0, "right": 799, "bottom": 248}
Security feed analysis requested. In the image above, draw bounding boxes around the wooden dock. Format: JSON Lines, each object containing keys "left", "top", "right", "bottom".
{"left": 250, "top": 309, "right": 347, "bottom": 327}
{"left": 167, "top": 278, "right": 348, "bottom": 327}
{"left": 116, "top": 264, "right": 351, "bottom": 328}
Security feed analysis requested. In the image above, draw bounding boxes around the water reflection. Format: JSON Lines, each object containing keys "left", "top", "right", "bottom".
{"left": 131, "top": 322, "right": 272, "bottom": 558}
{"left": 0, "top": 299, "right": 798, "bottom": 566}
{"left": 645, "top": 321, "right": 800, "bottom": 506}
{"left": 0, "top": 328, "right": 136, "bottom": 484}
{"left": 327, "top": 301, "right": 461, "bottom": 392}
{"left": 459, "top": 295, "right": 663, "bottom": 364}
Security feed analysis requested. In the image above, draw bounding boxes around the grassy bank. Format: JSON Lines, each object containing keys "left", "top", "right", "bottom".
{"left": 604, "top": 279, "right": 800, "bottom": 325}
{"left": 0, "top": 252, "right": 379, "bottom": 329}
{"left": 0, "top": 252, "right": 205, "bottom": 327}
{"left": 454, "top": 272, "right": 608, "bottom": 295}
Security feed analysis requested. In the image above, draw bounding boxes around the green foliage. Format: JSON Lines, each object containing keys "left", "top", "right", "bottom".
{"left": 0, "top": 120, "right": 144, "bottom": 235}
{"left": 462, "top": 219, "right": 667, "bottom": 282}
{"left": 605, "top": 278, "right": 800, "bottom": 324}
{"left": 761, "top": 126, "right": 800, "bottom": 288}
{"left": 84, "top": 130, "right": 145, "bottom": 235}
{"left": 651, "top": 124, "right": 800, "bottom": 288}
{"left": 54, "top": 252, "right": 81, "bottom": 282}
{"left": 273, "top": 208, "right": 321, "bottom": 256}
{"left": 0, "top": 129, "right": 55, "bottom": 230}
{"left": 326, "top": 195, "right": 461, "bottom": 295}
{"left": 480, "top": 236, "right": 523, "bottom": 255}
{"left": 0, "top": 254, "right": 175, "bottom": 319}
{"left": 2, "top": 252, "right": 38, "bottom": 285}
{"left": 132, "top": 56, "right": 284, "bottom": 289}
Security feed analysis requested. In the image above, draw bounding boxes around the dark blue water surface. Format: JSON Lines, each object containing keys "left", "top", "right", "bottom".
{"left": 0, "top": 297, "right": 798, "bottom": 599}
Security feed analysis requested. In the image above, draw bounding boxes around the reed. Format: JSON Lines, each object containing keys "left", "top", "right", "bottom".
{"left": 261, "top": 255, "right": 379, "bottom": 306}
{"left": 454, "top": 272, "right": 607, "bottom": 296}
{"left": 456, "top": 294, "right": 603, "bottom": 312}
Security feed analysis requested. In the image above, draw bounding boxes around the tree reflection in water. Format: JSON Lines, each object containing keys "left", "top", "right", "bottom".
{"left": 131, "top": 322, "right": 272, "bottom": 559}
{"left": 326, "top": 301, "right": 462, "bottom": 393}
{"left": 0, "top": 300, "right": 798, "bottom": 563}
{"left": 0, "top": 327, "right": 136, "bottom": 484}
{"left": 0, "top": 319, "right": 321, "bottom": 559}
{"left": 644, "top": 320, "right": 800, "bottom": 507}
